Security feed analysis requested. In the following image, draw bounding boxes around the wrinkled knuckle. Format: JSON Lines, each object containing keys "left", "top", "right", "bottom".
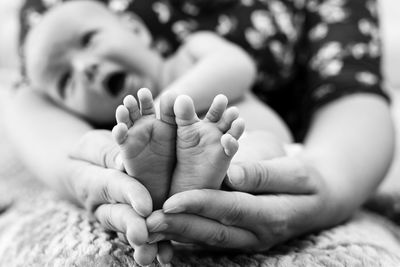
{"left": 179, "top": 221, "right": 192, "bottom": 236}
{"left": 186, "top": 189, "right": 208, "bottom": 212}
{"left": 99, "top": 178, "right": 114, "bottom": 204}
{"left": 72, "top": 169, "right": 96, "bottom": 210}
{"left": 222, "top": 208, "right": 244, "bottom": 226}
{"left": 251, "top": 162, "right": 269, "bottom": 190}
{"left": 105, "top": 146, "right": 120, "bottom": 168}
{"left": 267, "top": 213, "right": 290, "bottom": 239}
{"left": 209, "top": 227, "right": 230, "bottom": 246}
{"left": 78, "top": 187, "right": 92, "bottom": 209}
{"left": 207, "top": 108, "right": 220, "bottom": 120}
{"left": 100, "top": 145, "right": 116, "bottom": 168}
{"left": 98, "top": 206, "right": 114, "bottom": 231}
{"left": 221, "top": 195, "right": 244, "bottom": 225}
{"left": 293, "top": 160, "right": 316, "bottom": 192}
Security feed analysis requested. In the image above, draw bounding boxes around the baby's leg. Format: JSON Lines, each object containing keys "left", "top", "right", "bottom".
{"left": 232, "top": 130, "right": 287, "bottom": 163}
{"left": 231, "top": 92, "right": 293, "bottom": 163}
{"left": 170, "top": 94, "right": 245, "bottom": 195}
{"left": 112, "top": 88, "right": 176, "bottom": 209}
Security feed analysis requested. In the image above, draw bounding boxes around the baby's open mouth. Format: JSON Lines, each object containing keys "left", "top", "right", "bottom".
{"left": 104, "top": 71, "right": 126, "bottom": 97}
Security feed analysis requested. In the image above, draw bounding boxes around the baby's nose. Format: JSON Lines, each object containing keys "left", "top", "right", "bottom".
{"left": 83, "top": 63, "right": 98, "bottom": 82}
{"left": 73, "top": 56, "right": 99, "bottom": 82}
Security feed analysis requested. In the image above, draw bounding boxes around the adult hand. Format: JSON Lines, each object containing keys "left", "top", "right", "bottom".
{"left": 68, "top": 129, "right": 173, "bottom": 265}
{"left": 146, "top": 156, "right": 334, "bottom": 251}
{"left": 69, "top": 129, "right": 124, "bottom": 171}
{"left": 66, "top": 160, "right": 160, "bottom": 265}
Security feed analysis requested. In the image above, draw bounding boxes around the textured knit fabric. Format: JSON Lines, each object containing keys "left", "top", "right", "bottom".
{"left": 18, "top": 0, "right": 388, "bottom": 140}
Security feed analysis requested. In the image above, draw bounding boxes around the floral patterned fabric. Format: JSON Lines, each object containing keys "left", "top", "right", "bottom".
{"left": 19, "top": 0, "right": 388, "bottom": 140}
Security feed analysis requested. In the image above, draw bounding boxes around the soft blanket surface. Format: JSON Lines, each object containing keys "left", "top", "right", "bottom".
{"left": 2, "top": 79, "right": 400, "bottom": 266}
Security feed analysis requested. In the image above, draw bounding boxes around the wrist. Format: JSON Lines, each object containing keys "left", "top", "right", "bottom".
{"left": 298, "top": 152, "right": 358, "bottom": 228}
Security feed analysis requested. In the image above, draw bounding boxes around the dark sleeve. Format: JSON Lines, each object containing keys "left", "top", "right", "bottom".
{"left": 300, "top": 0, "right": 389, "bottom": 115}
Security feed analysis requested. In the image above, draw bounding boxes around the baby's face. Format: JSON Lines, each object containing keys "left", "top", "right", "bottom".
{"left": 24, "top": 1, "right": 160, "bottom": 124}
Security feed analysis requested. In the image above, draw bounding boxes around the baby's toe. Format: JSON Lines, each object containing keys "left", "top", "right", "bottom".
{"left": 221, "top": 133, "right": 239, "bottom": 157}
{"left": 227, "top": 118, "right": 245, "bottom": 140}
{"left": 112, "top": 123, "right": 129, "bottom": 145}
{"left": 116, "top": 105, "right": 133, "bottom": 128}
{"left": 160, "top": 91, "right": 178, "bottom": 126}
{"left": 217, "top": 106, "right": 239, "bottom": 132}
{"left": 205, "top": 94, "right": 228, "bottom": 123}
{"left": 174, "top": 95, "right": 199, "bottom": 126}
{"left": 137, "top": 88, "right": 155, "bottom": 116}
{"left": 123, "top": 95, "right": 141, "bottom": 122}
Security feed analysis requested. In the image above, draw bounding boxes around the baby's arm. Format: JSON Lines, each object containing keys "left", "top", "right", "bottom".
{"left": 4, "top": 89, "right": 92, "bottom": 197}
{"left": 162, "top": 32, "right": 256, "bottom": 114}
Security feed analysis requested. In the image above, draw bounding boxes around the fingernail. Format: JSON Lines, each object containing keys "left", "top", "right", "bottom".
{"left": 148, "top": 233, "right": 165, "bottom": 244}
{"left": 149, "top": 222, "right": 168, "bottom": 232}
{"left": 163, "top": 206, "right": 184, "bottom": 214}
{"left": 131, "top": 203, "right": 147, "bottom": 217}
{"left": 228, "top": 165, "right": 244, "bottom": 185}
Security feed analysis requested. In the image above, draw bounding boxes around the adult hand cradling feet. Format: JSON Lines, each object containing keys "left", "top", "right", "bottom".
{"left": 69, "top": 89, "right": 247, "bottom": 265}
{"left": 145, "top": 95, "right": 395, "bottom": 251}
{"left": 145, "top": 155, "right": 329, "bottom": 250}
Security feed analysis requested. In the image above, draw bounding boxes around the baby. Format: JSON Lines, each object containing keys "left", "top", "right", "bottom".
{"left": 23, "top": 0, "right": 285, "bottom": 209}
{"left": 23, "top": 0, "right": 256, "bottom": 124}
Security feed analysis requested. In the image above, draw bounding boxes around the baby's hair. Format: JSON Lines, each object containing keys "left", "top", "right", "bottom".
{"left": 18, "top": 0, "right": 113, "bottom": 88}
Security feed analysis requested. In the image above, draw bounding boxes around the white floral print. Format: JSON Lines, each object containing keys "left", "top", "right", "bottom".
{"left": 153, "top": 2, "right": 171, "bottom": 23}
{"left": 108, "top": 0, "right": 132, "bottom": 12}
{"left": 216, "top": 15, "right": 238, "bottom": 36}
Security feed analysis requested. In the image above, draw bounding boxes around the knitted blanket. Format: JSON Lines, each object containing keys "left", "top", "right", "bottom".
{"left": 2, "top": 84, "right": 400, "bottom": 266}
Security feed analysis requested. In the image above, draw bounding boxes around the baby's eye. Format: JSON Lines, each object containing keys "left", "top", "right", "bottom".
{"left": 58, "top": 71, "right": 71, "bottom": 99}
{"left": 81, "top": 30, "right": 98, "bottom": 47}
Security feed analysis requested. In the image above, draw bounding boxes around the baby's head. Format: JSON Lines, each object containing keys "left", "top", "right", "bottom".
{"left": 24, "top": 0, "right": 160, "bottom": 124}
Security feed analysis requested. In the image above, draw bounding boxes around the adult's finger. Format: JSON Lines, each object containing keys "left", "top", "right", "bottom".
{"left": 226, "top": 157, "right": 317, "bottom": 194}
{"left": 72, "top": 165, "right": 152, "bottom": 217}
{"left": 161, "top": 190, "right": 272, "bottom": 229}
{"left": 147, "top": 210, "right": 260, "bottom": 250}
{"left": 157, "top": 241, "right": 174, "bottom": 265}
{"left": 133, "top": 243, "right": 158, "bottom": 266}
{"left": 94, "top": 203, "right": 148, "bottom": 246}
{"left": 69, "top": 130, "right": 124, "bottom": 171}
{"left": 155, "top": 190, "right": 321, "bottom": 247}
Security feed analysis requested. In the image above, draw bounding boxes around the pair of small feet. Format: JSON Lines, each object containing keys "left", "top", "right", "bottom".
{"left": 112, "top": 88, "right": 245, "bottom": 209}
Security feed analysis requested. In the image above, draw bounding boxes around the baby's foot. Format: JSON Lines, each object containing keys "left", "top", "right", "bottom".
{"left": 170, "top": 94, "right": 245, "bottom": 195}
{"left": 112, "top": 88, "right": 176, "bottom": 209}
